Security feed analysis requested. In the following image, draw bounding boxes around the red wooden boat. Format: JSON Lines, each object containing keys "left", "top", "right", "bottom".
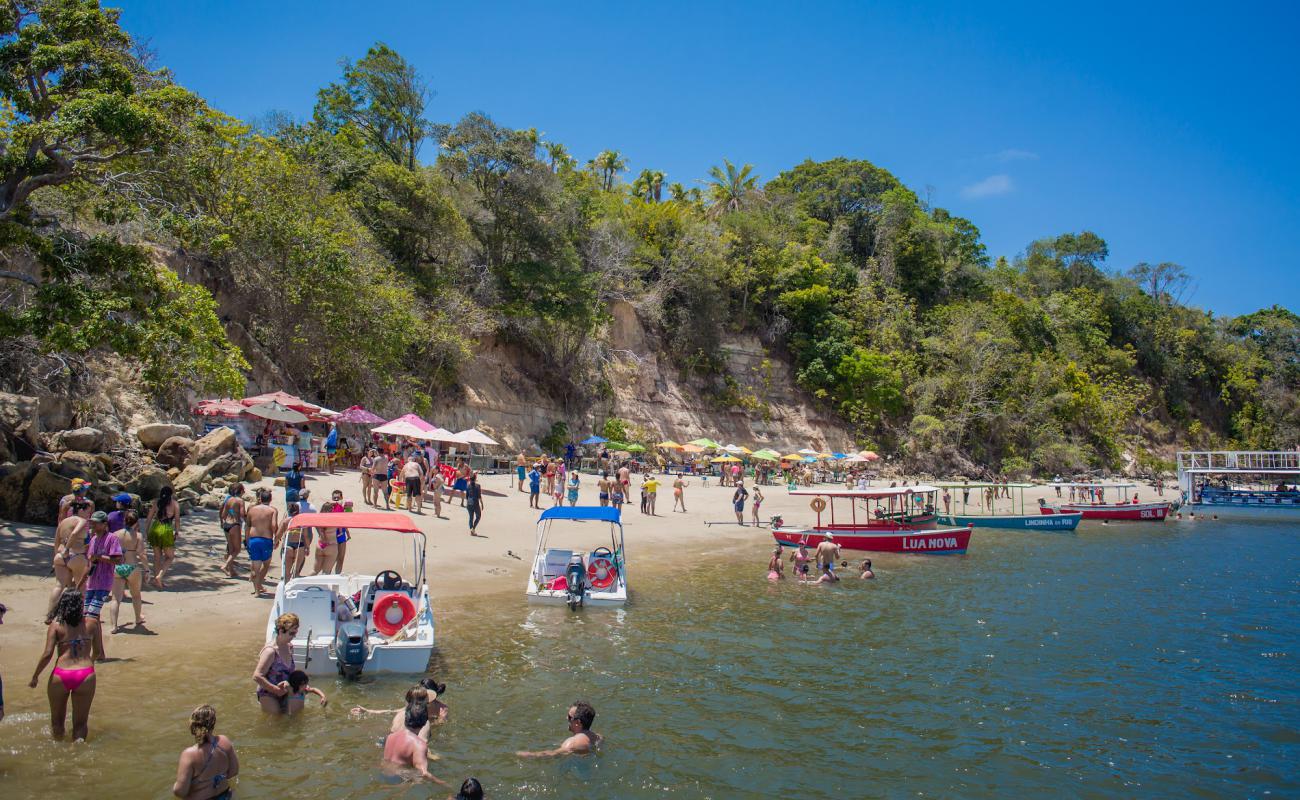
{"left": 771, "top": 486, "right": 973, "bottom": 555}
{"left": 1038, "top": 482, "right": 1171, "bottom": 521}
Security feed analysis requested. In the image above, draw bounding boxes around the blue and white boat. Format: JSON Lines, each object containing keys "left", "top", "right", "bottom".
{"left": 934, "top": 481, "right": 1082, "bottom": 531}
{"left": 1177, "top": 450, "right": 1300, "bottom": 518}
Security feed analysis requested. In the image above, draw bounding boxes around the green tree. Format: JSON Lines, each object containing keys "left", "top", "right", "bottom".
{"left": 704, "top": 158, "right": 759, "bottom": 216}
{"left": 589, "top": 150, "right": 627, "bottom": 191}
{"left": 313, "top": 43, "right": 435, "bottom": 170}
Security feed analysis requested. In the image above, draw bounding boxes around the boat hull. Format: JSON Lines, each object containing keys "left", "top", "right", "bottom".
{"left": 526, "top": 588, "right": 627, "bottom": 607}
{"left": 773, "top": 526, "right": 972, "bottom": 555}
{"left": 938, "top": 512, "right": 1081, "bottom": 531}
{"left": 1041, "top": 502, "right": 1170, "bottom": 521}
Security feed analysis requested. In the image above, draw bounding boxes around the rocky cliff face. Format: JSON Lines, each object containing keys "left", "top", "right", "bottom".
{"left": 431, "top": 301, "right": 853, "bottom": 451}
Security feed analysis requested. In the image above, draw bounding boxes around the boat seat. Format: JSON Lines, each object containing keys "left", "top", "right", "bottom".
{"left": 541, "top": 549, "right": 574, "bottom": 582}
{"left": 284, "top": 586, "right": 338, "bottom": 642}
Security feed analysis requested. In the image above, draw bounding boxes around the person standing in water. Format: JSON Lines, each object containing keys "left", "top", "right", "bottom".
{"left": 144, "top": 486, "right": 180, "bottom": 589}
{"left": 173, "top": 704, "right": 238, "bottom": 800}
{"left": 30, "top": 589, "right": 96, "bottom": 740}
{"left": 110, "top": 510, "right": 147, "bottom": 632}
{"left": 253, "top": 613, "right": 298, "bottom": 713}
{"left": 860, "top": 559, "right": 875, "bottom": 579}
{"left": 516, "top": 701, "right": 602, "bottom": 757}
{"left": 767, "top": 546, "right": 784, "bottom": 580}
{"left": 382, "top": 702, "right": 447, "bottom": 785}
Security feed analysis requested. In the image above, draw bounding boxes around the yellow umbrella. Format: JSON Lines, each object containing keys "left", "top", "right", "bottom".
{"left": 657, "top": 441, "right": 683, "bottom": 449}
{"left": 712, "top": 455, "right": 742, "bottom": 463}
{"left": 817, "top": 452, "right": 834, "bottom": 460}
{"left": 737, "top": 446, "right": 754, "bottom": 454}
{"left": 781, "top": 453, "right": 803, "bottom": 461}
{"left": 681, "top": 444, "right": 704, "bottom": 453}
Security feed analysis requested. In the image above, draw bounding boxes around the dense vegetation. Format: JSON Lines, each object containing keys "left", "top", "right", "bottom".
{"left": 2, "top": 1, "right": 1296, "bottom": 474}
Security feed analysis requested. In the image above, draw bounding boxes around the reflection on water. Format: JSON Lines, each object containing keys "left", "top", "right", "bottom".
{"left": 2, "top": 519, "right": 1297, "bottom": 798}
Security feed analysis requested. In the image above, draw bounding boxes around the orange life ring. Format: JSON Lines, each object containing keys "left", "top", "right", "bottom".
{"left": 372, "top": 593, "right": 416, "bottom": 636}
{"left": 810, "top": 497, "right": 827, "bottom": 513}
{"left": 586, "top": 557, "right": 618, "bottom": 590}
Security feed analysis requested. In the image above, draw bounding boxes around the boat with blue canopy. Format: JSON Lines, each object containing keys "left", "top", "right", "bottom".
{"left": 526, "top": 506, "right": 627, "bottom": 609}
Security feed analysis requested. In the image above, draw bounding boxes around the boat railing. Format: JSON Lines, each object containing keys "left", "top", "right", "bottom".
{"left": 1177, "top": 450, "right": 1300, "bottom": 473}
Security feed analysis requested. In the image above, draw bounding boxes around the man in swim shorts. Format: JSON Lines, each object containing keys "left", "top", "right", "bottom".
{"left": 516, "top": 452, "right": 528, "bottom": 493}
{"left": 371, "top": 450, "right": 391, "bottom": 510}
{"left": 732, "top": 482, "right": 749, "bottom": 525}
{"left": 84, "top": 512, "right": 122, "bottom": 660}
{"left": 815, "top": 532, "right": 840, "bottom": 578}
{"left": 245, "top": 489, "right": 279, "bottom": 596}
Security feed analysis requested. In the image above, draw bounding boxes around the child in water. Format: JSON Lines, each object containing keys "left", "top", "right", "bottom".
{"left": 279, "top": 670, "right": 328, "bottom": 713}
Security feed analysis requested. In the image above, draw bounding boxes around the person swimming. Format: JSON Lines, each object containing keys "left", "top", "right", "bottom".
{"left": 279, "top": 669, "right": 328, "bottom": 714}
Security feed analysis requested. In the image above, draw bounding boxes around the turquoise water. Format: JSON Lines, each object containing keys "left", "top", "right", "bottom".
{"left": 3, "top": 518, "right": 1297, "bottom": 797}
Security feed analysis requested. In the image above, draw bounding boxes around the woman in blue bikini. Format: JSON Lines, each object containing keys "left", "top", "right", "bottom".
{"left": 173, "top": 704, "right": 239, "bottom": 799}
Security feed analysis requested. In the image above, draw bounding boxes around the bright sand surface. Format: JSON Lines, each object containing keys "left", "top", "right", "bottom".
{"left": 0, "top": 469, "right": 1162, "bottom": 718}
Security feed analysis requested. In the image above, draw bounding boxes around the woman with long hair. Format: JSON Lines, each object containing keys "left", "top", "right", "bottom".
{"left": 173, "top": 704, "right": 238, "bottom": 800}
{"left": 110, "top": 510, "right": 147, "bottom": 631}
{"left": 144, "top": 486, "right": 181, "bottom": 589}
{"left": 48, "top": 498, "right": 91, "bottom": 617}
{"left": 29, "top": 589, "right": 96, "bottom": 740}
{"left": 350, "top": 677, "right": 449, "bottom": 739}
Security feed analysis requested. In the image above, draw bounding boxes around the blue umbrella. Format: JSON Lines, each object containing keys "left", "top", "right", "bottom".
{"left": 831, "top": 452, "right": 847, "bottom": 459}
{"left": 580, "top": 436, "right": 608, "bottom": 445}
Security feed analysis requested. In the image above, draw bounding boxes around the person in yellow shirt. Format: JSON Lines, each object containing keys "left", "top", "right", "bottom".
{"left": 643, "top": 476, "right": 660, "bottom": 515}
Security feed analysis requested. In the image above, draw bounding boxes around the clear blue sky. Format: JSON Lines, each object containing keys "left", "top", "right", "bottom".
{"left": 115, "top": 0, "right": 1298, "bottom": 316}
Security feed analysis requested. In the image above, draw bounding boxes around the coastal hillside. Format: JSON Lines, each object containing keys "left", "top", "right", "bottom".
{"left": 1, "top": 2, "right": 1297, "bottom": 476}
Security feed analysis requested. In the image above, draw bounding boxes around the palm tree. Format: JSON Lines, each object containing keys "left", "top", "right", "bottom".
{"left": 668, "top": 182, "right": 688, "bottom": 201}
{"left": 703, "top": 158, "right": 760, "bottom": 216}
{"left": 544, "top": 141, "right": 572, "bottom": 172}
{"left": 631, "top": 168, "right": 667, "bottom": 202}
{"left": 589, "top": 150, "right": 628, "bottom": 191}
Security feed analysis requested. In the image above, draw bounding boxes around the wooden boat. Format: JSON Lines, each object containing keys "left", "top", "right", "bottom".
{"left": 1039, "top": 482, "right": 1171, "bottom": 521}
{"left": 771, "top": 486, "right": 973, "bottom": 555}
{"left": 934, "top": 481, "right": 1082, "bottom": 530}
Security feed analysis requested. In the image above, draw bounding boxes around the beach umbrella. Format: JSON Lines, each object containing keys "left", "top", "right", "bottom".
{"left": 626, "top": 444, "right": 646, "bottom": 453}
{"left": 244, "top": 401, "right": 309, "bottom": 424}
{"left": 802, "top": 456, "right": 818, "bottom": 463}
{"left": 817, "top": 452, "right": 834, "bottom": 460}
{"left": 831, "top": 452, "right": 847, "bottom": 459}
{"left": 750, "top": 450, "right": 779, "bottom": 462}
{"left": 605, "top": 440, "right": 629, "bottom": 451}
{"left": 580, "top": 435, "right": 608, "bottom": 445}
{"left": 457, "top": 428, "right": 501, "bottom": 446}
{"left": 193, "top": 398, "right": 247, "bottom": 417}
{"left": 844, "top": 454, "right": 871, "bottom": 464}
{"left": 427, "top": 427, "right": 471, "bottom": 445}
{"left": 781, "top": 453, "right": 803, "bottom": 461}
{"left": 335, "top": 405, "right": 385, "bottom": 424}
{"left": 688, "top": 437, "right": 722, "bottom": 449}
{"left": 681, "top": 444, "right": 705, "bottom": 454}
{"left": 798, "top": 448, "right": 820, "bottom": 455}
{"left": 858, "top": 450, "right": 880, "bottom": 461}
{"left": 656, "top": 440, "right": 684, "bottom": 449}
{"left": 711, "top": 455, "right": 742, "bottom": 463}
{"left": 241, "top": 391, "right": 321, "bottom": 413}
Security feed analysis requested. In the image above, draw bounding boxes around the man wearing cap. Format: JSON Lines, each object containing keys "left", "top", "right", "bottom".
{"left": 57, "top": 478, "right": 93, "bottom": 524}
{"left": 815, "top": 532, "right": 840, "bottom": 578}
{"left": 84, "top": 511, "right": 123, "bottom": 660}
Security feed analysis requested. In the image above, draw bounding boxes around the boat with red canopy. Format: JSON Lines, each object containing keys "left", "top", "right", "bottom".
{"left": 1038, "top": 482, "right": 1171, "bottom": 521}
{"left": 771, "top": 486, "right": 974, "bottom": 555}
{"left": 266, "top": 512, "right": 434, "bottom": 677}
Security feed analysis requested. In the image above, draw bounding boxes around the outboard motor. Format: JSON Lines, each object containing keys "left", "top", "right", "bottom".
{"left": 334, "top": 619, "right": 368, "bottom": 678}
{"left": 565, "top": 555, "right": 587, "bottom": 610}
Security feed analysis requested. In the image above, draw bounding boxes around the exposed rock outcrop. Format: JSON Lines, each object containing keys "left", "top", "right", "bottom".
{"left": 47, "top": 427, "right": 107, "bottom": 453}
{"left": 189, "top": 427, "right": 237, "bottom": 466}
{"left": 137, "top": 423, "right": 193, "bottom": 451}
{"left": 155, "top": 436, "right": 194, "bottom": 469}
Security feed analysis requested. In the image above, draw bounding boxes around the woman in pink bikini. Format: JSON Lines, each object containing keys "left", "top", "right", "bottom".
{"left": 29, "top": 588, "right": 97, "bottom": 740}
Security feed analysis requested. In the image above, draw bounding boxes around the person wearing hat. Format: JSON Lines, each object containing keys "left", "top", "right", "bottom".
{"left": 57, "top": 478, "right": 93, "bottom": 524}
{"left": 815, "top": 532, "right": 840, "bottom": 579}
{"left": 106, "top": 493, "right": 133, "bottom": 533}
{"left": 84, "top": 511, "right": 122, "bottom": 660}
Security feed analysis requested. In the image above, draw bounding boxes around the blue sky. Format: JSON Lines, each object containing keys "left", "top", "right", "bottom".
{"left": 115, "top": 0, "right": 1298, "bottom": 316}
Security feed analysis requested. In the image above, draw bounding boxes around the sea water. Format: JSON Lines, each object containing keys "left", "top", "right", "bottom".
{"left": 1, "top": 518, "right": 1296, "bottom": 798}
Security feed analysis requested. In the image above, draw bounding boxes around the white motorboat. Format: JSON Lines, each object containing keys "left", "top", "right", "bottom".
{"left": 526, "top": 506, "right": 627, "bottom": 608}
{"left": 265, "top": 512, "right": 434, "bottom": 677}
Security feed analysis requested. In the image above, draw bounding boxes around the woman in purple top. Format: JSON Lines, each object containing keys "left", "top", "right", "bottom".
{"left": 83, "top": 512, "right": 122, "bottom": 661}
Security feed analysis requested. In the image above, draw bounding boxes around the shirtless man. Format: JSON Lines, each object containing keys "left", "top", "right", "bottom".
{"left": 815, "top": 533, "right": 840, "bottom": 579}
{"left": 859, "top": 559, "right": 875, "bottom": 580}
{"left": 381, "top": 703, "right": 446, "bottom": 785}
{"left": 402, "top": 457, "right": 425, "bottom": 514}
{"left": 49, "top": 501, "right": 92, "bottom": 616}
{"left": 617, "top": 464, "right": 630, "bottom": 500}
{"left": 516, "top": 701, "right": 602, "bottom": 758}
{"left": 245, "top": 489, "right": 279, "bottom": 596}
{"left": 515, "top": 452, "right": 528, "bottom": 493}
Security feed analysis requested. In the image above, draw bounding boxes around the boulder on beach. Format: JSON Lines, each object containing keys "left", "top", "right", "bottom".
{"left": 136, "top": 422, "right": 193, "bottom": 451}
{"left": 204, "top": 447, "right": 253, "bottom": 482}
{"left": 57, "top": 451, "right": 109, "bottom": 481}
{"left": 173, "top": 463, "right": 211, "bottom": 495}
{"left": 0, "top": 392, "right": 41, "bottom": 445}
{"left": 155, "top": 436, "right": 194, "bottom": 469}
{"left": 24, "top": 465, "right": 72, "bottom": 524}
{"left": 0, "top": 461, "right": 38, "bottom": 520}
{"left": 189, "top": 427, "right": 237, "bottom": 466}
{"left": 48, "top": 427, "right": 106, "bottom": 453}
{"left": 125, "top": 466, "right": 171, "bottom": 501}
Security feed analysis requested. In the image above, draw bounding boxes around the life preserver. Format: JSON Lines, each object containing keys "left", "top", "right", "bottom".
{"left": 809, "top": 497, "right": 827, "bottom": 513}
{"left": 587, "top": 557, "right": 618, "bottom": 590}
{"left": 372, "top": 593, "right": 416, "bottom": 636}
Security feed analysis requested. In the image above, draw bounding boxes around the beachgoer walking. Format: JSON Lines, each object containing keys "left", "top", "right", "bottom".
{"left": 49, "top": 500, "right": 91, "bottom": 616}
{"left": 254, "top": 613, "right": 298, "bottom": 713}
{"left": 751, "top": 486, "right": 764, "bottom": 525}
{"left": 110, "top": 510, "right": 146, "bottom": 632}
{"left": 466, "top": 474, "right": 484, "bottom": 536}
{"left": 245, "top": 489, "right": 278, "bottom": 595}
{"left": 732, "top": 483, "right": 749, "bottom": 525}
{"left": 400, "top": 457, "right": 424, "bottom": 514}
{"left": 173, "top": 704, "right": 238, "bottom": 800}
{"left": 672, "top": 476, "right": 688, "bottom": 512}
{"left": 639, "top": 476, "right": 649, "bottom": 514}
{"left": 597, "top": 473, "right": 611, "bottom": 507}
{"left": 382, "top": 703, "right": 446, "bottom": 784}
{"left": 516, "top": 700, "right": 602, "bottom": 757}
{"left": 325, "top": 422, "right": 339, "bottom": 475}
{"left": 30, "top": 589, "right": 96, "bottom": 740}
{"left": 144, "top": 486, "right": 180, "bottom": 589}
{"left": 566, "top": 471, "right": 580, "bottom": 507}
{"left": 815, "top": 533, "right": 840, "bottom": 579}
{"left": 454, "top": 460, "right": 471, "bottom": 507}
{"left": 83, "top": 512, "right": 122, "bottom": 660}
{"left": 551, "top": 470, "right": 565, "bottom": 508}
{"left": 360, "top": 449, "right": 375, "bottom": 506}
{"left": 372, "top": 450, "right": 391, "bottom": 509}
{"left": 219, "top": 484, "right": 246, "bottom": 578}
{"left": 57, "top": 477, "right": 93, "bottom": 524}
{"left": 610, "top": 478, "right": 625, "bottom": 511}
{"left": 284, "top": 462, "right": 305, "bottom": 511}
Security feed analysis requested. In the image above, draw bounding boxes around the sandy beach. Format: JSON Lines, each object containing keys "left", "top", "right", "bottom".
{"left": 0, "top": 469, "right": 1163, "bottom": 719}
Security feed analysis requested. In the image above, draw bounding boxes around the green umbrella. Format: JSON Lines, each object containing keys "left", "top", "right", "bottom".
{"left": 687, "top": 437, "right": 722, "bottom": 449}
{"left": 626, "top": 444, "right": 646, "bottom": 453}
{"left": 605, "top": 440, "right": 629, "bottom": 450}
{"left": 750, "top": 449, "right": 780, "bottom": 461}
